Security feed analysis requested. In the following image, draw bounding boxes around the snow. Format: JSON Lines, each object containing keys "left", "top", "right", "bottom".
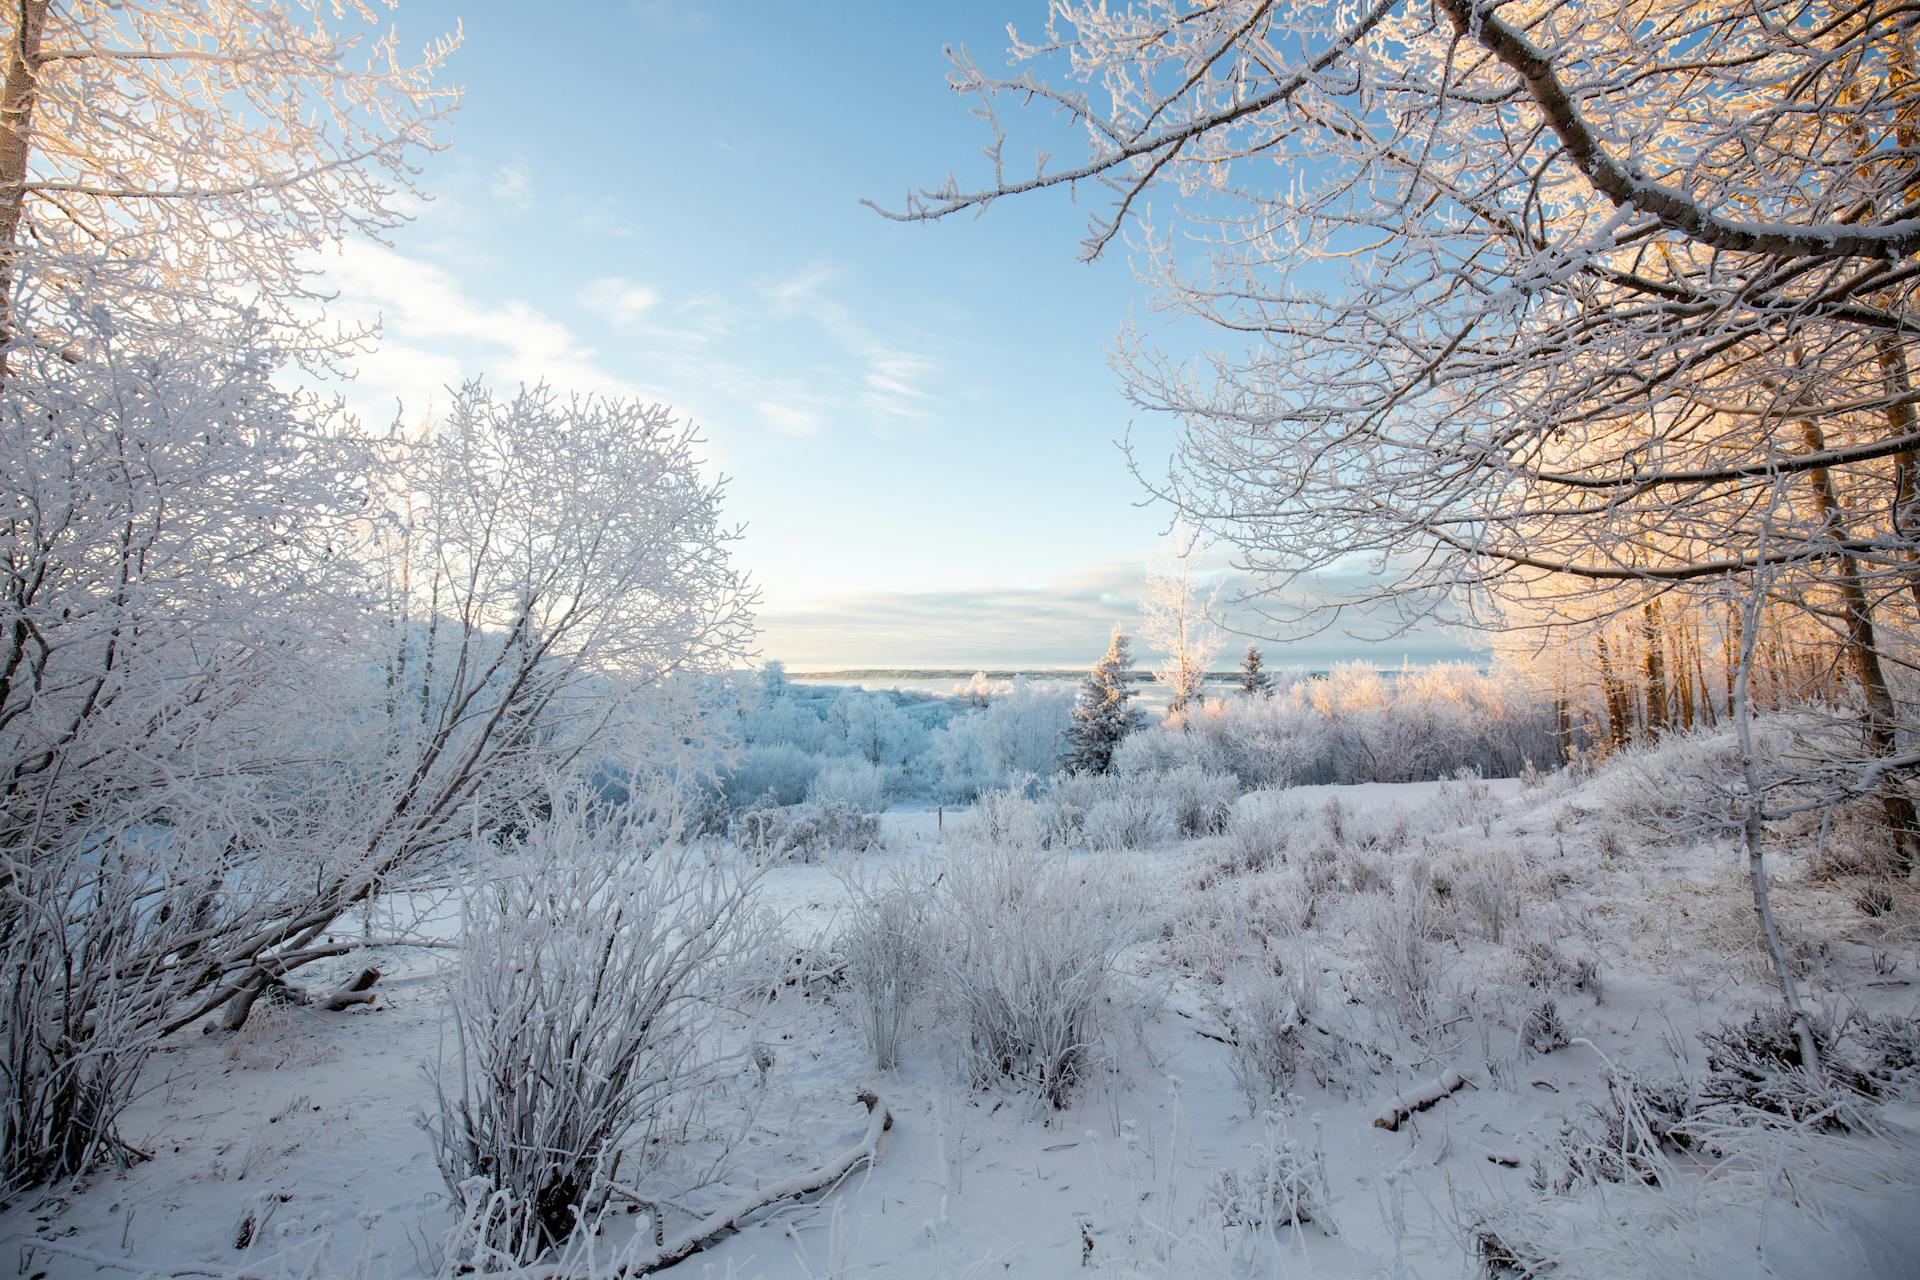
{"left": 7, "top": 776, "right": 1919, "bottom": 1279}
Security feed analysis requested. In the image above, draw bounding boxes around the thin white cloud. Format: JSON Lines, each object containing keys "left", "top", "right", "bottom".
{"left": 490, "top": 162, "right": 533, "bottom": 210}
{"left": 762, "top": 263, "right": 939, "bottom": 421}
{"left": 579, "top": 276, "right": 662, "bottom": 329}
{"left": 753, "top": 399, "right": 824, "bottom": 438}
{"left": 313, "top": 241, "right": 676, "bottom": 426}
{"left": 756, "top": 559, "right": 1482, "bottom": 670}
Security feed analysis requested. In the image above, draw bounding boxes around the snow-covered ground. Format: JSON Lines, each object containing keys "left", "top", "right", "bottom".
{"left": 7, "top": 768, "right": 1918, "bottom": 1279}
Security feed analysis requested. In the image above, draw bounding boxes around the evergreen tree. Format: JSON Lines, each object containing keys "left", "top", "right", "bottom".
{"left": 1239, "top": 644, "right": 1272, "bottom": 698}
{"left": 1063, "top": 626, "right": 1143, "bottom": 774}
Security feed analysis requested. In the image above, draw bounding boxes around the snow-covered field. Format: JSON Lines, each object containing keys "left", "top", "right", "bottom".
{"left": 7, "top": 760, "right": 1917, "bottom": 1280}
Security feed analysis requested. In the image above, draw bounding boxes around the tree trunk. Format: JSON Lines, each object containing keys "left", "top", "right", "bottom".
{"left": 1669, "top": 611, "right": 1696, "bottom": 731}
{"left": 1799, "top": 417, "right": 1920, "bottom": 875}
{"left": 0, "top": 0, "right": 48, "bottom": 356}
{"left": 1641, "top": 601, "right": 1669, "bottom": 739}
{"left": 1877, "top": 337, "right": 1920, "bottom": 614}
{"left": 1729, "top": 579, "right": 1825, "bottom": 1081}
{"left": 1595, "top": 632, "right": 1627, "bottom": 750}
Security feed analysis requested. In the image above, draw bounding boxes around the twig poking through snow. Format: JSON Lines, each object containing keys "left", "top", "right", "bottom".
{"left": 619, "top": 1090, "right": 893, "bottom": 1276}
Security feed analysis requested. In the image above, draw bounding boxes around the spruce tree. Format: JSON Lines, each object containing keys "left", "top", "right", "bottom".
{"left": 1063, "top": 625, "right": 1143, "bottom": 774}
{"left": 1239, "top": 644, "right": 1272, "bottom": 698}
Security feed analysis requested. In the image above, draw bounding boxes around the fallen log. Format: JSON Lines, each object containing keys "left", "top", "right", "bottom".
{"left": 319, "top": 966, "right": 381, "bottom": 1011}
{"left": 1372, "top": 1069, "right": 1470, "bottom": 1131}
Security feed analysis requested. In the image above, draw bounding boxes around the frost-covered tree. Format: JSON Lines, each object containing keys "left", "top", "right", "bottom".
{"left": 1140, "top": 529, "right": 1221, "bottom": 717}
{"left": 930, "top": 679, "right": 1075, "bottom": 799}
{"left": 0, "top": 298, "right": 369, "bottom": 1188}
{"left": 879, "top": 0, "right": 1920, "bottom": 869}
{"left": 0, "top": 367, "right": 755, "bottom": 1188}
{"left": 1064, "top": 626, "right": 1143, "bottom": 774}
{"left": 0, "top": 0, "right": 456, "bottom": 356}
{"left": 1238, "top": 645, "right": 1271, "bottom": 699}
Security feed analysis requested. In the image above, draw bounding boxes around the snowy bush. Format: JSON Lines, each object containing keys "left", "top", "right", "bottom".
{"left": 1111, "top": 726, "right": 1235, "bottom": 779}
{"left": 733, "top": 798, "right": 882, "bottom": 862}
{"left": 1361, "top": 881, "right": 1443, "bottom": 1035}
{"left": 1083, "top": 786, "right": 1178, "bottom": 850}
{"left": 839, "top": 865, "right": 937, "bottom": 1070}
{"left": 1221, "top": 977, "right": 1314, "bottom": 1109}
{"left": 928, "top": 683, "right": 1074, "bottom": 800}
{"left": 1583, "top": 725, "right": 1771, "bottom": 839}
{"left": 721, "top": 743, "right": 825, "bottom": 809}
{"left": 1697, "top": 1008, "right": 1872, "bottom": 1130}
{"left": 1465, "top": 1201, "right": 1558, "bottom": 1280}
{"left": 1446, "top": 847, "right": 1523, "bottom": 943}
{"left": 1535, "top": 1067, "right": 1692, "bottom": 1192}
{"left": 1520, "top": 1000, "right": 1571, "bottom": 1056}
{"left": 939, "top": 840, "right": 1145, "bottom": 1109}
{"left": 1202, "top": 1112, "right": 1335, "bottom": 1236}
{"left": 1219, "top": 801, "right": 1290, "bottom": 875}
{"left": 1137, "top": 663, "right": 1559, "bottom": 788}
{"left": 1158, "top": 765, "right": 1240, "bottom": 837}
{"left": 424, "top": 802, "right": 767, "bottom": 1265}
{"left": 807, "top": 756, "right": 894, "bottom": 812}
{"left": 973, "top": 782, "right": 1082, "bottom": 850}
{"left": 0, "top": 835, "right": 169, "bottom": 1191}
{"left": 1428, "top": 773, "right": 1500, "bottom": 833}
{"left": 1509, "top": 937, "right": 1603, "bottom": 1001}
{"left": 1853, "top": 1012, "right": 1920, "bottom": 1093}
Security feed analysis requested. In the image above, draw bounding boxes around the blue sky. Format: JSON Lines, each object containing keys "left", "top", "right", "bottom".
{"left": 328, "top": 1, "right": 1474, "bottom": 670}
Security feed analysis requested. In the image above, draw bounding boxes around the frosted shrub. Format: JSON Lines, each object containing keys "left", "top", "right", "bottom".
{"left": 940, "top": 840, "right": 1144, "bottom": 1109}
{"left": 1428, "top": 772, "right": 1498, "bottom": 832}
{"left": 1697, "top": 1008, "right": 1871, "bottom": 1130}
{"left": 733, "top": 798, "right": 881, "bottom": 862}
{"left": 1111, "top": 727, "right": 1235, "bottom": 778}
{"left": 721, "top": 743, "right": 824, "bottom": 809}
{"left": 1222, "top": 976, "right": 1314, "bottom": 1108}
{"left": 974, "top": 782, "right": 1081, "bottom": 850}
{"left": 1362, "top": 881, "right": 1443, "bottom": 1035}
{"left": 807, "top": 756, "right": 893, "bottom": 812}
{"left": 1148, "top": 663, "right": 1560, "bottom": 787}
{"left": 1159, "top": 764, "right": 1240, "bottom": 837}
{"left": 1203, "top": 1112, "right": 1335, "bottom": 1237}
{"left": 1854, "top": 1013, "right": 1920, "bottom": 1093}
{"left": 1521, "top": 1000, "right": 1571, "bottom": 1056}
{"left": 425, "top": 803, "right": 767, "bottom": 1265}
{"left": 1221, "top": 801, "right": 1290, "bottom": 874}
{"left": 1447, "top": 848, "right": 1522, "bottom": 943}
{"left": 1511, "top": 937, "right": 1603, "bottom": 1001}
{"left": 0, "top": 836, "right": 169, "bottom": 1191}
{"left": 1587, "top": 725, "right": 1778, "bottom": 838}
{"left": 1082, "top": 786, "right": 1177, "bottom": 849}
{"left": 828, "top": 691, "right": 929, "bottom": 768}
{"left": 1535, "top": 1068, "right": 1692, "bottom": 1192}
{"left": 931, "top": 685, "right": 1076, "bottom": 801}
{"left": 839, "top": 865, "right": 936, "bottom": 1070}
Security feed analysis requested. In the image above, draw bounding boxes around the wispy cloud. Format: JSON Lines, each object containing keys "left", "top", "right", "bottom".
{"left": 489, "top": 162, "right": 533, "bottom": 210}
{"left": 753, "top": 399, "right": 825, "bottom": 438}
{"left": 762, "top": 263, "right": 939, "bottom": 422}
{"left": 313, "top": 241, "right": 668, "bottom": 424}
{"left": 579, "top": 276, "right": 662, "bottom": 329}
{"left": 758, "top": 559, "right": 1480, "bottom": 669}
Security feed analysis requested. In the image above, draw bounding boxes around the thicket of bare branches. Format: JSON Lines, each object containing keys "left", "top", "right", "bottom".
{"left": 0, "top": 0, "right": 755, "bottom": 1193}
{"left": 879, "top": 1, "right": 1920, "bottom": 875}
{"left": 0, "top": 0, "right": 458, "bottom": 359}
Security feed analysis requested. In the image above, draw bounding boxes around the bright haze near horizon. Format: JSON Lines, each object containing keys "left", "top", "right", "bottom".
{"left": 325, "top": 1, "right": 1476, "bottom": 672}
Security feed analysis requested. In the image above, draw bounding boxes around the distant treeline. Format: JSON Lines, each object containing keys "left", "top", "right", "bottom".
{"left": 788, "top": 666, "right": 1478, "bottom": 685}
